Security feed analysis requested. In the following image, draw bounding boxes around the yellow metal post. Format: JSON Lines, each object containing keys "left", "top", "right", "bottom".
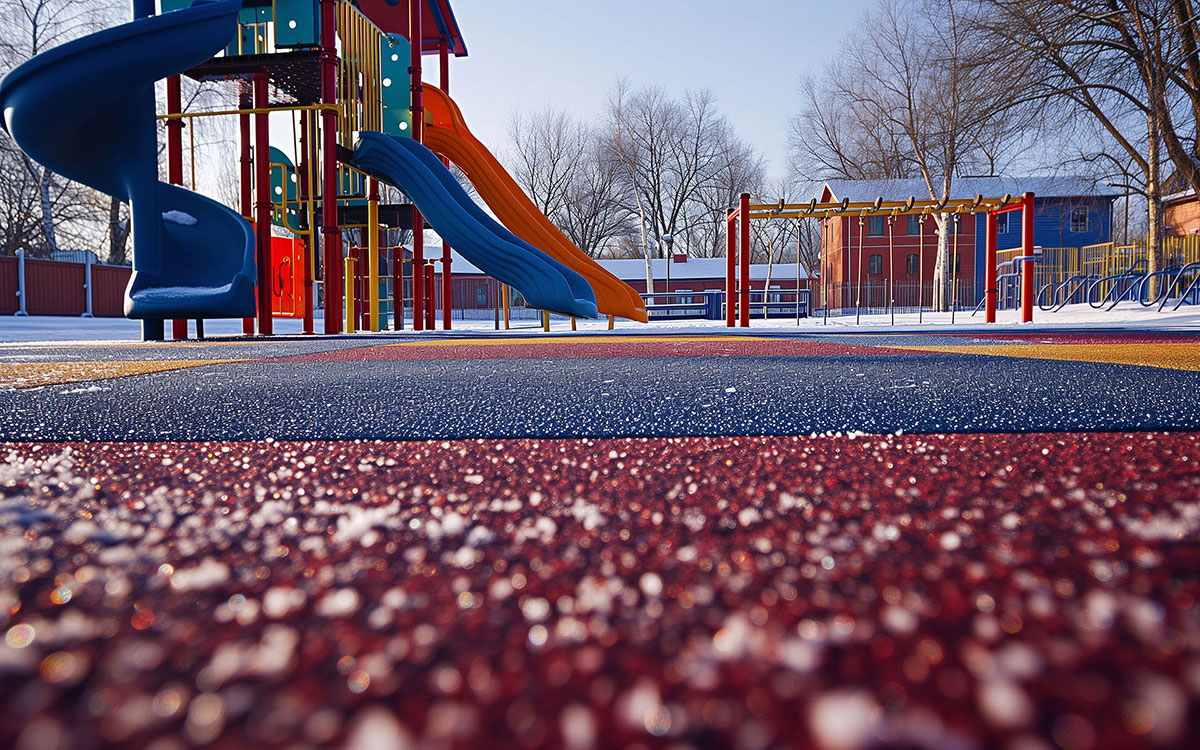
{"left": 502, "top": 283, "right": 510, "bottom": 329}
{"left": 542, "top": 310, "right": 550, "bottom": 332}
{"left": 608, "top": 314, "right": 614, "bottom": 330}
{"left": 344, "top": 255, "right": 357, "bottom": 333}
{"left": 570, "top": 317, "right": 576, "bottom": 331}
{"left": 367, "top": 188, "right": 380, "bottom": 331}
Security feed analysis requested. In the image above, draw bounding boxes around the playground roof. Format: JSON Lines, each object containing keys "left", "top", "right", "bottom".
{"left": 822, "top": 177, "right": 1121, "bottom": 203}
{"left": 356, "top": 0, "right": 468, "bottom": 56}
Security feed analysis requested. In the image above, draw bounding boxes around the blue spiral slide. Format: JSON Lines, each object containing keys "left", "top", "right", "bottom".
{"left": 0, "top": 0, "right": 255, "bottom": 340}
{"left": 349, "top": 132, "right": 598, "bottom": 319}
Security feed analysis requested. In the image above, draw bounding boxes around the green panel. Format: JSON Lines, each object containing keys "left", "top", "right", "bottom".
{"left": 273, "top": 0, "right": 319, "bottom": 48}
{"left": 158, "top": 0, "right": 193, "bottom": 13}
{"left": 380, "top": 34, "right": 412, "bottom": 138}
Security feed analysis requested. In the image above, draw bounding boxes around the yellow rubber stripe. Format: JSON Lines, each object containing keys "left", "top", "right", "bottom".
{"left": 898, "top": 343, "right": 1200, "bottom": 372}
{"left": 386, "top": 336, "right": 773, "bottom": 348}
{"left": 0, "top": 360, "right": 235, "bottom": 389}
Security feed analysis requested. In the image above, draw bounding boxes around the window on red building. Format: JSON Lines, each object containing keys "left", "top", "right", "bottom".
{"left": 868, "top": 216, "right": 885, "bottom": 236}
{"left": 907, "top": 215, "right": 921, "bottom": 235}
{"left": 869, "top": 254, "right": 883, "bottom": 274}
{"left": 906, "top": 253, "right": 919, "bottom": 274}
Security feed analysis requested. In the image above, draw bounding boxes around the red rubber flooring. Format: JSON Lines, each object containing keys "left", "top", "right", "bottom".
{"left": 3, "top": 433, "right": 1199, "bottom": 749}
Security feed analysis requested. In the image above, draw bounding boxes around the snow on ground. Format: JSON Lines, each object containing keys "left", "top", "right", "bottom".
{"left": 1, "top": 302, "right": 1197, "bottom": 344}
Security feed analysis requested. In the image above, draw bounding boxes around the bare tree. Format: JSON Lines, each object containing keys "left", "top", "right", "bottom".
{"left": 505, "top": 106, "right": 633, "bottom": 257}
{"left": 690, "top": 135, "right": 765, "bottom": 258}
{"left": 0, "top": 0, "right": 116, "bottom": 257}
{"left": 791, "top": 0, "right": 1035, "bottom": 309}
{"left": 975, "top": 0, "right": 1200, "bottom": 291}
{"left": 602, "top": 79, "right": 772, "bottom": 294}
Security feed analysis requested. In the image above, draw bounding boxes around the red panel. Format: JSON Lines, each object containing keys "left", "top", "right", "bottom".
{"left": 25, "top": 258, "right": 85, "bottom": 315}
{"left": 355, "top": 0, "right": 467, "bottom": 55}
{"left": 91, "top": 265, "right": 132, "bottom": 317}
{"left": 270, "top": 236, "right": 306, "bottom": 318}
{"left": 0, "top": 256, "right": 16, "bottom": 315}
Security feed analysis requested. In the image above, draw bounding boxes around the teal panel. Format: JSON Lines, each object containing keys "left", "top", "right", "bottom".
{"left": 158, "top": 0, "right": 192, "bottom": 13}
{"left": 380, "top": 34, "right": 412, "bottom": 138}
{"left": 273, "top": 0, "right": 319, "bottom": 48}
{"left": 222, "top": 8, "right": 271, "bottom": 56}
{"left": 268, "top": 148, "right": 302, "bottom": 229}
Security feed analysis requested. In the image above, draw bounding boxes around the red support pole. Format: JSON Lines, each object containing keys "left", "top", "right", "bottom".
{"left": 239, "top": 89, "right": 254, "bottom": 335}
{"left": 320, "top": 0, "right": 342, "bottom": 334}
{"left": 439, "top": 37, "right": 453, "bottom": 330}
{"left": 298, "top": 111, "right": 314, "bottom": 335}
{"left": 725, "top": 208, "right": 736, "bottom": 327}
{"left": 739, "top": 192, "right": 751, "bottom": 327}
{"left": 253, "top": 73, "right": 273, "bottom": 336}
{"left": 392, "top": 248, "right": 404, "bottom": 330}
{"left": 166, "top": 75, "right": 188, "bottom": 340}
{"left": 410, "top": 0, "right": 425, "bottom": 330}
{"left": 1021, "top": 191, "right": 1035, "bottom": 323}
{"left": 424, "top": 263, "right": 435, "bottom": 330}
{"left": 985, "top": 211, "right": 998, "bottom": 323}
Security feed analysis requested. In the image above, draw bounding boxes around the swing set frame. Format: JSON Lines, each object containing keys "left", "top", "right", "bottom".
{"left": 725, "top": 191, "right": 1037, "bottom": 326}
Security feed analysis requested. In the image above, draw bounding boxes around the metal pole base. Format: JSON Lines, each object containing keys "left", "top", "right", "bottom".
{"left": 142, "top": 319, "right": 165, "bottom": 341}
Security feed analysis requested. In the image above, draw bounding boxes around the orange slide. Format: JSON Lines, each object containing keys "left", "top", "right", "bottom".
{"left": 422, "top": 84, "right": 648, "bottom": 323}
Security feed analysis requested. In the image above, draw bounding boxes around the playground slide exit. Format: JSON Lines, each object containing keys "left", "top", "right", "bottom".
{"left": 422, "top": 85, "right": 649, "bottom": 323}
{"left": 350, "top": 132, "right": 599, "bottom": 319}
{"left": 0, "top": 0, "right": 256, "bottom": 339}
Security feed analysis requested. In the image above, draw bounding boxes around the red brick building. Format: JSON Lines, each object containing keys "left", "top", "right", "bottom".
{"left": 818, "top": 184, "right": 977, "bottom": 310}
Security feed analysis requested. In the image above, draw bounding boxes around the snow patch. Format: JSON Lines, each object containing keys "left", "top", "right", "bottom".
{"left": 162, "top": 210, "right": 198, "bottom": 226}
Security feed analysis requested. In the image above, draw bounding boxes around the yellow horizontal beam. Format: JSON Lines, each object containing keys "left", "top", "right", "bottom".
{"left": 157, "top": 103, "right": 340, "bottom": 121}
{"left": 746, "top": 194, "right": 1024, "bottom": 218}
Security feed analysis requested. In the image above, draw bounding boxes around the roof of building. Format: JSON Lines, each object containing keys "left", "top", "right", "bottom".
{"left": 822, "top": 176, "right": 1120, "bottom": 203}
{"left": 439, "top": 251, "right": 809, "bottom": 282}
{"left": 356, "top": 0, "right": 467, "bottom": 57}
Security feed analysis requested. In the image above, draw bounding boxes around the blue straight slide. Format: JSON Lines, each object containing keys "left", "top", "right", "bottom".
{"left": 0, "top": 0, "right": 255, "bottom": 340}
{"left": 350, "top": 132, "right": 599, "bottom": 319}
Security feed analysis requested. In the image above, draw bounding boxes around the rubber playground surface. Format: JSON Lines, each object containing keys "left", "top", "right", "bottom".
{"left": 3, "top": 328, "right": 1200, "bottom": 749}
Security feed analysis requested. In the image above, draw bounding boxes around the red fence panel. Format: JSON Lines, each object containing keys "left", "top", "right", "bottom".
{"left": 0, "top": 255, "right": 131, "bottom": 317}
{"left": 25, "top": 258, "right": 86, "bottom": 315}
{"left": 0, "top": 256, "right": 16, "bottom": 315}
{"left": 92, "top": 265, "right": 132, "bottom": 317}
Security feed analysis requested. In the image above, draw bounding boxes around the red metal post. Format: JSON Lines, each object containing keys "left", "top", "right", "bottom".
{"left": 409, "top": 0, "right": 425, "bottom": 330}
{"left": 439, "top": 37, "right": 453, "bottom": 329}
{"left": 739, "top": 192, "right": 751, "bottom": 327}
{"left": 725, "top": 208, "right": 736, "bottom": 326}
{"left": 985, "top": 210, "right": 998, "bottom": 323}
{"left": 166, "top": 75, "right": 188, "bottom": 340}
{"left": 424, "top": 263, "right": 435, "bottom": 329}
{"left": 239, "top": 88, "right": 254, "bottom": 335}
{"left": 320, "top": 0, "right": 342, "bottom": 334}
{"left": 1021, "top": 191, "right": 1035, "bottom": 323}
{"left": 253, "top": 73, "right": 273, "bottom": 335}
{"left": 298, "top": 110, "right": 314, "bottom": 334}
{"left": 392, "top": 248, "right": 403, "bottom": 330}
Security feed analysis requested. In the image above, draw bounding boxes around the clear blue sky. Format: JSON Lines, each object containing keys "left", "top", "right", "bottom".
{"left": 444, "top": 0, "right": 875, "bottom": 181}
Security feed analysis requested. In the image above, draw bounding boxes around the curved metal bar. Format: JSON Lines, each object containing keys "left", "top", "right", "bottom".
{"left": 1160, "top": 261, "right": 1200, "bottom": 311}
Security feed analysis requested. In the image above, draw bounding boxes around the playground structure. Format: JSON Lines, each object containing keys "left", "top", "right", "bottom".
{"left": 727, "top": 191, "right": 1036, "bottom": 325}
{"left": 0, "top": 0, "right": 646, "bottom": 341}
